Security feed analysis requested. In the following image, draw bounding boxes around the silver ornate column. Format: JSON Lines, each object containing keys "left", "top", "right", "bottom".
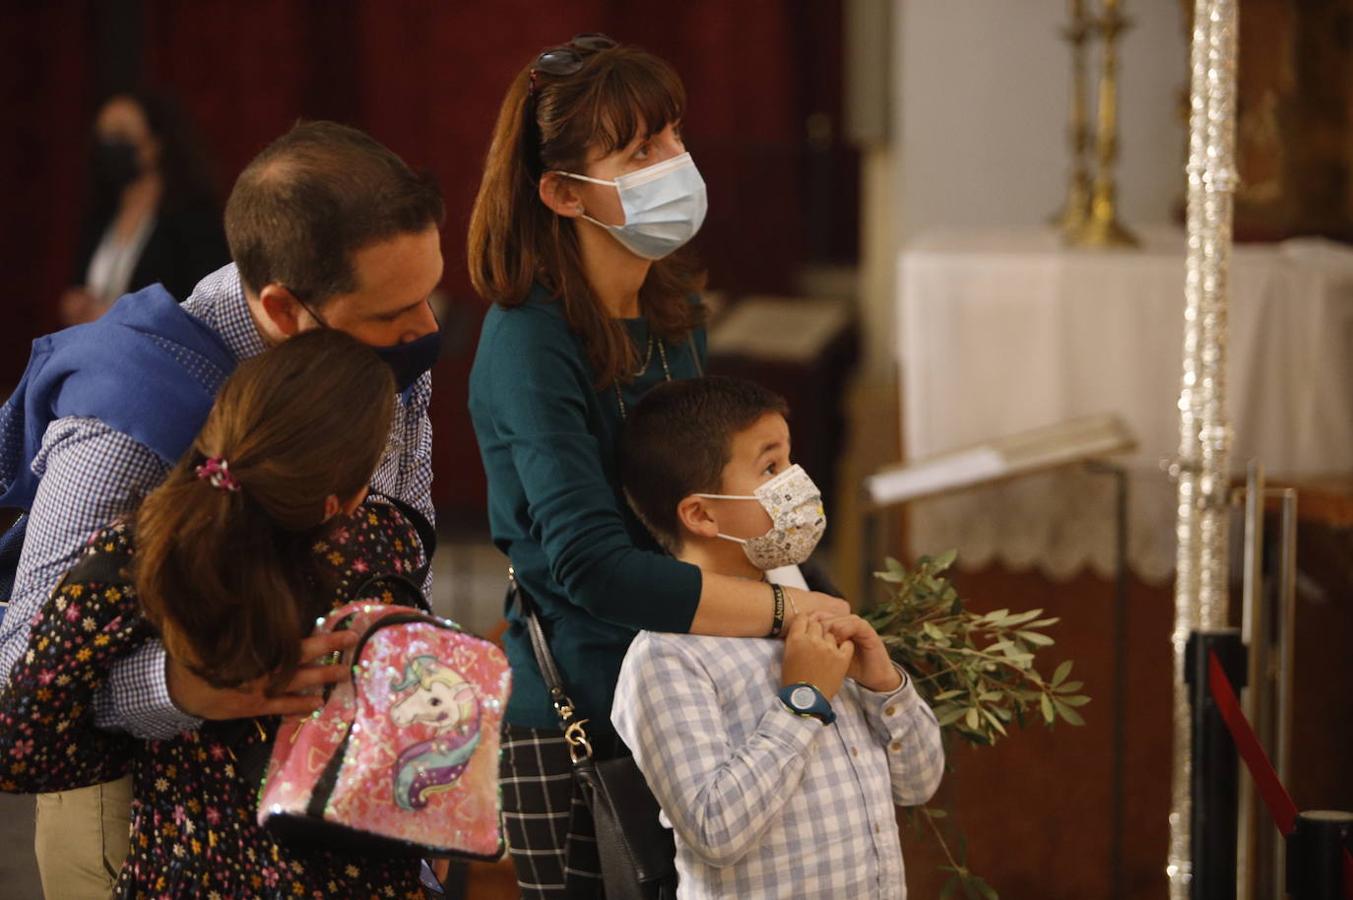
{"left": 1168, "top": 0, "right": 1239, "bottom": 895}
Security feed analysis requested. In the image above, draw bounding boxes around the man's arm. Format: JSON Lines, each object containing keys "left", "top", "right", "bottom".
{"left": 376, "top": 375, "right": 435, "bottom": 593}
{"left": 0, "top": 419, "right": 199, "bottom": 739}
{"left": 611, "top": 635, "right": 825, "bottom": 868}
{"left": 3, "top": 420, "right": 365, "bottom": 734}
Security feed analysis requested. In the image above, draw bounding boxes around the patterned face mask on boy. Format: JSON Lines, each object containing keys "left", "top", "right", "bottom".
{"left": 696, "top": 464, "right": 827, "bottom": 571}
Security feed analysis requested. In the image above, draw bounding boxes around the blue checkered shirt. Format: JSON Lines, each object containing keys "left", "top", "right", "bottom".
{"left": 612, "top": 631, "right": 944, "bottom": 900}
{"left": 0, "top": 264, "right": 435, "bottom": 739}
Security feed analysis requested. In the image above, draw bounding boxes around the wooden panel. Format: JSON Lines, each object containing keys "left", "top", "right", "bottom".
{"left": 898, "top": 565, "right": 1174, "bottom": 900}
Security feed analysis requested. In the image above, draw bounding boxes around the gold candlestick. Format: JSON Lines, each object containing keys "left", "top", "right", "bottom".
{"left": 1071, "top": 0, "right": 1140, "bottom": 248}
{"left": 1052, "top": 0, "right": 1093, "bottom": 234}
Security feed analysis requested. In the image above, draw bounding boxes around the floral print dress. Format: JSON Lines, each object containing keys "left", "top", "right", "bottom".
{"left": 0, "top": 500, "right": 429, "bottom": 899}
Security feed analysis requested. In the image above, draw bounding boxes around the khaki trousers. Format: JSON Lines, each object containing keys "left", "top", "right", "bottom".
{"left": 34, "top": 776, "right": 132, "bottom": 900}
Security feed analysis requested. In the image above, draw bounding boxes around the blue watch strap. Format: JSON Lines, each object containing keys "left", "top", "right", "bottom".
{"left": 777, "top": 682, "right": 836, "bottom": 725}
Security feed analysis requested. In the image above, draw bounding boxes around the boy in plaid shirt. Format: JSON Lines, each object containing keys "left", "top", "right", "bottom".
{"left": 612, "top": 376, "right": 944, "bottom": 899}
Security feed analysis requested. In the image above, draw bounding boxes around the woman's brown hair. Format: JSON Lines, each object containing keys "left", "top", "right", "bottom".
{"left": 467, "top": 40, "right": 707, "bottom": 389}
{"left": 135, "top": 328, "right": 395, "bottom": 691}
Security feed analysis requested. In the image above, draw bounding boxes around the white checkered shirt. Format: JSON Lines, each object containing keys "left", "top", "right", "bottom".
{"left": 612, "top": 631, "right": 944, "bottom": 900}
{"left": 0, "top": 263, "right": 435, "bottom": 739}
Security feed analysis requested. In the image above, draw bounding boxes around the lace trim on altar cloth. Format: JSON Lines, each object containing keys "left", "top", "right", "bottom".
{"left": 905, "top": 468, "right": 1178, "bottom": 584}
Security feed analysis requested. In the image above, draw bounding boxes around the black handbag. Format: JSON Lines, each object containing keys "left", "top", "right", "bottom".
{"left": 510, "top": 572, "right": 677, "bottom": 900}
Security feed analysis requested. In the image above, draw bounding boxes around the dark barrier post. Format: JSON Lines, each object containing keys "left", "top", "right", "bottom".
{"left": 1286, "top": 811, "right": 1353, "bottom": 900}
{"left": 1185, "top": 629, "right": 1247, "bottom": 900}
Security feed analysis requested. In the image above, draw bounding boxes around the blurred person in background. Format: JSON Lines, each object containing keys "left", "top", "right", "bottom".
{"left": 60, "top": 89, "right": 228, "bottom": 324}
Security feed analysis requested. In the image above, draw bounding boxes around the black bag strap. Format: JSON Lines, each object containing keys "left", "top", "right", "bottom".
{"left": 367, "top": 493, "right": 436, "bottom": 588}
{"left": 510, "top": 570, "right": 675, "bottom": 898}
{"left": 351, "top": 571, "right": 432, "bottom": 615}
{"left": 507, "top": 569, "right": 594, "bottom": 761}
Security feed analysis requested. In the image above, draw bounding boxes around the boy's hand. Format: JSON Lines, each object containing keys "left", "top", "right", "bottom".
{"left": 781, "top": 613, "right": 854, "bottom": 700}
{"left": 821, "top": 614, "right": 903, "bottom": 693}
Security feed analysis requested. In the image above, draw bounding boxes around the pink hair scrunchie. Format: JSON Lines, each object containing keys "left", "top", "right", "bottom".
{"left": 195, "top": 457, "right": 241, "bottom": 493}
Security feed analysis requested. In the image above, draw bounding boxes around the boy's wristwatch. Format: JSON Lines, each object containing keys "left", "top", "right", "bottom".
{"left": 777, "top": 682, "right": 836, "bottom": 725}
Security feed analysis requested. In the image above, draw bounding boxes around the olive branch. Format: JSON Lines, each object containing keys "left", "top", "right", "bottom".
{"left": 863, "top": 551, "right": 1091, "bottom": 899}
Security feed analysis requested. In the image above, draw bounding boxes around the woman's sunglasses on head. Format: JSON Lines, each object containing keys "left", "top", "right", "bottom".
{"left": 529, "top": 33, "right": 617, "bottom": 92}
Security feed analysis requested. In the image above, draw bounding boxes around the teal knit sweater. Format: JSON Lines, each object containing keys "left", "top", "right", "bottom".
{"left": 468, "top": 284, "right": 706, "bottom": 734}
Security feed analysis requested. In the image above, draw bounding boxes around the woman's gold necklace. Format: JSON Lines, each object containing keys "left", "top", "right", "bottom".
{"left": 615, "top": 337, "right": 671, "bottom": 419}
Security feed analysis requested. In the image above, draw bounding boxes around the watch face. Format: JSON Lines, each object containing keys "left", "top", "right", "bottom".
{"left": 790, "top": 686, "right": 816, "bottom": 710}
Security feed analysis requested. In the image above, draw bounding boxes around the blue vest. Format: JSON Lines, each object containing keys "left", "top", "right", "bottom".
{"left": 0, "top": 285, "right": 237, "bottom": 620}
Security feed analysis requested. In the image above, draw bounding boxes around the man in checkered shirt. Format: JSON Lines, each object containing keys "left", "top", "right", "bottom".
{"left": 613, "top": 377, "right": 944, "bottom": 899}
{"left": 0, "top": 121, "right": 441, "bottom": 898}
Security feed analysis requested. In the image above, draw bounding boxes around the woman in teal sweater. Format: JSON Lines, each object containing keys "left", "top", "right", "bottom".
{"left": 466, "top": 35, "right": 847, "bottom": 898}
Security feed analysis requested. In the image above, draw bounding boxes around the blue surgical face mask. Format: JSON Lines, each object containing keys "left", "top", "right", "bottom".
{"left": 557, "top": 152, "right": 708, "bottom": 260}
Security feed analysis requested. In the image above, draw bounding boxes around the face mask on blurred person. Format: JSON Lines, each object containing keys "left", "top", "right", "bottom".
{"left": 93, "top": 138, "right": 142, "bottom": 193}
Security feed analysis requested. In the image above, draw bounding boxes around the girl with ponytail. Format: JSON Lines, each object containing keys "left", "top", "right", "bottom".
{"left": 135, "top": 326, "right": 393, "bottom": 695}
{"left": 0, "top": 328, "right": 430, "bottom": 898}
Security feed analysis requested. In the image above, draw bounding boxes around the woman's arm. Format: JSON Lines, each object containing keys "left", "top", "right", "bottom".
{"left": 691, "top": 573, "right": 844, "bottom": 637}
{"left": 487, "top": 318, "right": 846, "bottom": 637}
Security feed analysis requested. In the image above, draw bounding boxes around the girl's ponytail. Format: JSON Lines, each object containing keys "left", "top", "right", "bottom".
{"left": 136, "top": 329, "right": 395, "bottom": 690}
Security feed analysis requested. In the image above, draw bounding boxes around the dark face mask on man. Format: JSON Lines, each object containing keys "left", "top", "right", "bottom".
{"left": 369, "top": 330, "right": 442, "bottom": 393}
{"left": 298, "top": 299, "right": 442, "bottom": 393}
{"left": 93, "top": 138, "right": 142, "bottom": 193}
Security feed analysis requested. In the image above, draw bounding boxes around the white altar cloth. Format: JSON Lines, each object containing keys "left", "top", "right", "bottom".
{"left": 898, "top": 226, "right": 1353, "bottom": 582}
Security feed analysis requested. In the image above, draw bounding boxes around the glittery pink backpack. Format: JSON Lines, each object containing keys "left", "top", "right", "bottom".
{"left": 258, "top": 593, "right": 511, "bottom": 860}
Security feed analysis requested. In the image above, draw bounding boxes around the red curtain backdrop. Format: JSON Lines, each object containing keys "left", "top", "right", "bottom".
{"left": 2, "top": 0, "right": 855, "bottom": 520}
{"left": 0, "top": 3, "right": 96, "bottom": 388}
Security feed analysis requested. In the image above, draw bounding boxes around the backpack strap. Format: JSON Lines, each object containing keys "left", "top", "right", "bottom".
{"left": 350, "top": 572, "right": 432, "bottom": 614}
{"left": 367, "top": 493, "right": 436, "bottom": 588}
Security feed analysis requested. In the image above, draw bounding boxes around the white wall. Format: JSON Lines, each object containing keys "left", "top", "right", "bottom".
{"left": 893, "top": 0, "right": 1189, "bottom": 243}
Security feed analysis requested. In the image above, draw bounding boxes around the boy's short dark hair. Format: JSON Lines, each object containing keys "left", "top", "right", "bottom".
{"left": 224, "top": 120, "right": 445, "bottom": 302}
{"left": 621, "top": 376, "right": 788, "bottom": 553}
